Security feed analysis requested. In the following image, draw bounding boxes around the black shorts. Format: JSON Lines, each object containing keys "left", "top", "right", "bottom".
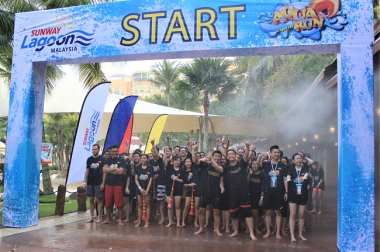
{"left": 289, "top": 194, "right": 308, "bottom": 205}
{"left": 166, "top": 186, "right": 183, "bottom": 197}
{"left": 250, "top": 193, "right": 261, "bottom": 210}
{"left": 220, "top": 192, "right": 229, "bottom": 210}
{"left": 263, "top": 192, "right": 284, "bottom": 210}
{"left": 199, "top": 194, "right": 221, "bottom": 210}
{"left": 185, "top": 187, "right": 198, "bottom": 197}
{"left": 229, "top": 191, "right": 252, "bottom": 218}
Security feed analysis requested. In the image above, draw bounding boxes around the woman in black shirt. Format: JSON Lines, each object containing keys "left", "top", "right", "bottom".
{"left": 134, "top": 154, "right": 153, "bottom": 228}
{"left": 287, "top": 153, "right": 309, "bottom": 242}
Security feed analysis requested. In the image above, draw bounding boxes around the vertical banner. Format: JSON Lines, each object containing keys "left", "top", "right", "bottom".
{"left": 66, "top": 82, "right": 111, "bottom": 185}
{"left": 104, "top": 96, "right": 138, "bottom": 152}
{"left": 41, "top": 143, "right": 53, "bottom": 165}
{"left": 118, "top": 114, "right": 134, "bottom": 154}
{"left": 144, "top": 115, "right": 168, "bottom": 154}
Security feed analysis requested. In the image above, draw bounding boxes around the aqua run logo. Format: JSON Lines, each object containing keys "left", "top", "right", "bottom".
{"left": 83, "top": 110, "right": 101, "bottom": 152}
{"left": 20, "top": 15, "right": 94, "bottom": 53}
{"left": 257, "top": 0, "right": 348, "bottom": 40}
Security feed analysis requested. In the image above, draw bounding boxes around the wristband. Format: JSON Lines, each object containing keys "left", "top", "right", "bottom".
{"left": 218, "top": 143, "right": 223, "bottom": 147}
{"left": 260, "top": 197, "right": 263, "bottom": 200}
{"left": 285, "top": 192, "right": 288, "bottom": 194}
{"left": 138, "top": 186, "right": 142, "bottom": 190}
{"left": 258, "top": 155, "right": 262, "bottom": 159}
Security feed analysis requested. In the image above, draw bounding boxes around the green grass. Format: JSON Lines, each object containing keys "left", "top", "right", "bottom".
{"left": 0, "top": 198, "right": 89, "bottom": 225}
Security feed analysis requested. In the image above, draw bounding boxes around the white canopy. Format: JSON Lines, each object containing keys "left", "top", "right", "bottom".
{"left": 0, "top": 79, "right": 277, "bottom": 138}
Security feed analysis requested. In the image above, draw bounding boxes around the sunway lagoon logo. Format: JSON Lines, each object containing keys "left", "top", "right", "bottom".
{"left": 258, "top": 0, "right": 348, "bottom": 40}
{"left": 83, "top": 110, "right": 101, "bottom": 152}
{"left": 20, "top": 14, "right": 94, "bottom": 52}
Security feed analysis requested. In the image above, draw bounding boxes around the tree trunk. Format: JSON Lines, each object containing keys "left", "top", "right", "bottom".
{"left": 166, "top": 89, "right": 170, "bottom": 107}
{"left": 55, "top": 184, "right": 66, "bottom": 216}
{"left": 41, "top": 164, "right": 54, "bottom": 194}
{"left": 77, "top": 186, "right": 87, "bottom": 212}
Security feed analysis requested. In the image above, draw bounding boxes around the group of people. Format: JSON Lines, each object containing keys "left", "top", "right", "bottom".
{"left": 83, "top": 132, "right": 325, "bottom": 242}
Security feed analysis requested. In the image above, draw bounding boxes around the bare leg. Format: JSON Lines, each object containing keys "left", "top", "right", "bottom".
{"left": 263, "top": 210, "right": 272, "bottom": 238}
{"left": 298, "top": 205, "right": 307, "bottom": 240}
{"left": 123, "top": 196, "right": 131, "bottom": 222}
{"left": 224, "top": 210, "right": 231, "bottom": 233}
{"left": 274, "top": 210, "right": 282, "bottom": 239}
{"left": 213, "top": 209, "right": 223, "bottom": 236}
{"left": 174, "top": 196, "right": 182, "bottom": 227}
{"left": 289, "top": 203, "right": 297, "bottom": 242}
{"left": 87, "top": 197, "right": 95, "bottom": 222}
{"left": 194, "top": 197, "right": 200, "bottom": 227}
{"left": 166, "top": 203, "right": 174, "bottom": 228}
{"left": 144, "top": 195, "right": 151, "bottom": 227}
{"left": 158, "top": 200, "right": 165, "bottom": 224}
{"left": 195, "top": 207, "right": 205, "bottom": 234}
{"left": 229, "top": 218, "right": 239, "bottom": 237}
{"left": 95, "top": 197, "right": 103, "bottom": 222}
{"left": 252, "top": 209, "right": 261, "bottom": 234}
{"left": 182, "top": 197, "right": 190, "bottom": 227}
{"left": 317, "top": 191, "right": 323, "bottom": 214}
{"left": 204, "top": 204, "right": 212, "bottom": 228}
{"left": 101, "top": 206, "right": 112, "bottom": 224}
{"left": 246, "top": 217, "right": 257, "bottom": 240}
{"left": 117, "top": 206, "right": 124, "bottom": 226}
{"left": 310, "top": 190, "right": 317, "bottom": 213}
{"left": 135, "top": 195, "right": 142, "bottom": 227}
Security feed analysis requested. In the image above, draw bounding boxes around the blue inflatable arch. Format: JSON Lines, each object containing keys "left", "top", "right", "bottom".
{"left": 3, "top": 1, "right": 374, "bottom": 251}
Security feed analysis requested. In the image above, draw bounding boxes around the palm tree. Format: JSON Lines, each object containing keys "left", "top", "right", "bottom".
{"left": 151, "top": 60, "right": 180, "bottom": 107}
{"left": 178, "top": 58, "right": 238, "bottom": 152}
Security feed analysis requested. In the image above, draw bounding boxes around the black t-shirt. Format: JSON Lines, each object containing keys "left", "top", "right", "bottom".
{"left": 86, "top": 155, "right": 104, "bottom": 185}
{"left": 149, "top": 157, "right": 162, "bottom": 175}
{"left": 248, "top": 171, "right": 263, "bottom": 197}
{"left": 262, "top": 161, "right": 287, "bottom": 194}
{"left": 312, "top": 168, "right": 325, "bottom": 190}
{"left": 287, "top": 164, "right": 309, "bottom": 197}
{"left": 166, "top": 164, "right": 185, "bottom": 194}
{"left": 104, "top": 156, "right": 127, "bottom": 186}
{"left": 199, "top": 161, "right": 222, "bottom": 197}
{"left": 121, "top": 162, "right": 131, "bottom": 188}
{"left": 223, "top": 159, "right": 249, "bottom": 193}
{"left": 135, "top": 165, "right": 153, "bottom": 190}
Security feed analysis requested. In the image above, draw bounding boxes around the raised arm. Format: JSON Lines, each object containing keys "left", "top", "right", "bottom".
{"left": 209, "top": 153, "right": 224, "bottom": 174}
{"left": 243, "top": 140, "right": 250, "bottom": 163}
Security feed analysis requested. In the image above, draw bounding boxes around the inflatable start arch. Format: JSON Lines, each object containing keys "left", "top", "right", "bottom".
{"left": 3, "top": 0, "right": 374, "bottom": 250}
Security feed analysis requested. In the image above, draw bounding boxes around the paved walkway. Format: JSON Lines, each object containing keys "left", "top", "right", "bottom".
{"left": 0, "top": 187, "right": 338, "bottom": 252}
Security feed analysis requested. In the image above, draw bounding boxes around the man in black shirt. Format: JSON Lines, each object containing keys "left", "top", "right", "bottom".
{"left": 83, "top": 144, "right": 104, "bottom": 223}
{"left": 192, "top": 148, "right": 223, "bottom": 236}
{"left": 212, "top": 140, "right": 257, "bottom": 241}
{"left": 101, "top": 145, "right": 127, "bottom": 226}
{"left": 260, "top": 145, "right": 288, "bottom": 239}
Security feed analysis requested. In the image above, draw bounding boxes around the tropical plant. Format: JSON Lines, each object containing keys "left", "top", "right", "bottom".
{"left": 178, "top": 58, "right": 238, "bottom": 151}
{"left": 151, "top": 60, "right": 180, "bottom": 107}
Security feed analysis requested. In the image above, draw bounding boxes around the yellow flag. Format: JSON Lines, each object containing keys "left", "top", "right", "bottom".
{"left": 145, "top": 114, "right": 168, "bottom": 154}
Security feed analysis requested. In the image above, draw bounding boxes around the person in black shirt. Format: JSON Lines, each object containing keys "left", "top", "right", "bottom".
{"left": 181, "top": 156, "right": 198, "bottom": 227}
{"left": 83, "top": 144, "right": 104, "bottom": 223}
{"left": 135, "top": 154, "right": 153, "bottom": 228}
{"left": 260, "top": 145, "right": 288, "bottom": 239}
{"left": 212, "top": 141, "right": 256, "bottom": 241}
{"left": 149, "top": 140, "right": 165, "bottom": 224}
{"left": 101, "top": 145, "right": 127, "bottom": 226}
{"left": 287, "top": 153, "right": 309, "bottom": 241}
{"left": 248, "top": 159, "right": 263, "bottom": 235}
{"left": 310, "top": 161, "right": 325, "bottom": 214}
{"left": 164, "top": 155, "right": 185, "bottom": 228}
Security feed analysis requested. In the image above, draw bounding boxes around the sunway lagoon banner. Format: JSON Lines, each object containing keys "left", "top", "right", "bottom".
{"left": 14, "top": 0, "right": 353, "bottom": 63}
{"left": 66, "top": 82, "right": 111, "bottom": 186}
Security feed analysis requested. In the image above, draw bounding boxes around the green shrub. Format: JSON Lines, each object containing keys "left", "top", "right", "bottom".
{"left": 49, "top": 165, "right": 58, "bottom": 170}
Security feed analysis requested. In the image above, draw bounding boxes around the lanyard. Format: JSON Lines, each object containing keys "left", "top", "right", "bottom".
{"left": 270, "top": 162, "right": 278, "bottom": 173}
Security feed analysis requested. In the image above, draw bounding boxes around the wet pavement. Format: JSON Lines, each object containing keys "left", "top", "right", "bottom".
{"left": 0, "top": 186, "right": 338, "bottom": 252}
